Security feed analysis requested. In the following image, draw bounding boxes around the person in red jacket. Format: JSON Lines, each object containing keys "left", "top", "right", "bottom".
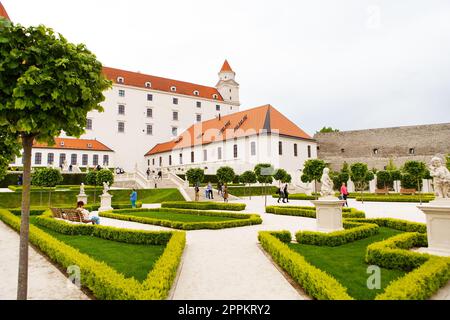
{"left": 340, "top": 183, "right": 349, "bottom": 207}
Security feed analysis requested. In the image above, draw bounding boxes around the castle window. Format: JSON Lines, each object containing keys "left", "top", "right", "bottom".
{"left": 173, "top": 98, "right": 179, "bottom": 105}
{"left": 118, "top": 104, "right": 125, "bottom": 115}
{"left": 196, "top": 114, "right": 202, "bottom": 123}
{"left": 82, "top": 154, "right": 88, "bottom": 166}
{"left": 170, "top": 86, "right": 177, "bottom": 92}
{"left": 118, "top": 122, "right": 125, "bottom": 133}
{"left": 194, "top": 90, "right": 200, "bottom": 96}
{"left": 172, "top": 127, "right": 178, "bottom": 136}
{"left": 147, "top": 94, "right": 153, "bottom": 101}
{"left": 173, "top": 111, "right": 179, "bottom": 121}
{"left": 213, "top": 94, "right": 218, "bottom": 100}
{"left": 117, "top": 77, "right": 124, "bottom": 84}
{"left": 251, "top": 142, "right": 257, "bottom": 156}
{"left": 234, "top": 145, "right": 238, "bottom": 158}
{"left": 216, "top": 105, "right": 221, "bottom": 111}
{"left": 341, "top": 149, "right": 345, "bottom": 153}
{"left": 373, "top": 148, "right": 379, "bottom": 155}
{"left": 146, "top": 124, "right": 153, "bottom": 136}
{"left": 279, "top": 142, "right": 283, "bottom": 156}
{"left": 35, "top": 153, "right": 42, "bottom": 165}
{"left": 145, "top": 82, "right": 151, "bottom": 88}
{"left": 308, "top": 145, "right": 312, "bottom": 158}
{"left": 119, "top": 89, "right": 125, "bottom": 97}
{"left": 86, "top": 119, "right": 93, "bottom": 130}
{"left": 196, "top": 101, "right": 202, "bottom": 108}
{"left": 47, "top": 153, "right": 55, "bottom": 165}
{"left": 409, "top": 148, "right": 415, "bottom": 155}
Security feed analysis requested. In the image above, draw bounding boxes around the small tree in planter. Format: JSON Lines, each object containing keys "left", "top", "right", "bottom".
{"left": 31, "top": 168, "right": 63, "bottom": 207}
{"left": 273, "top": 169, "right": 288, "bottom": 187}
{"left": 301, "top": 159, "right": 326, "bottom": 199}
{"left": 85, "top": 170, "right": 98, "bottom": 205}
{"left": 350, "top": 162, "right": 373, "bottom": 203}
{"left": 254, "top": 164, "right": 274, "bottom": 207}
{"left": 97, "top": 169, "right": 114, "bottom": 186}
{"left": 186, "top": 168, "right": 205, "bottom": 187}
{"left": 239, "top": 170, "right": 257, "bottom": 199}
{"left": 376, "top": 170, "right": 392, "bottom": 193}
{"left": 402, "top": 161, "right": 428, "bottom": 204}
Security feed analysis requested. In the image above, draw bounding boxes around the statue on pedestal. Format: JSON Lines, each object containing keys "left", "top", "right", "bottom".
{"left": 429, "top": 156, "right": 450, "bottom": 199}
{"left": 320, "top": 168, "right": 335, "bottom": 198}
{"left": 102, "top": 181, "right": 110, "bottom": 195}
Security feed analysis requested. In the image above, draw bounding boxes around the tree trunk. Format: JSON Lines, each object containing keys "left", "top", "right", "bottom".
{"left": 17, "top": 134, "right": 35, "bottom": 300}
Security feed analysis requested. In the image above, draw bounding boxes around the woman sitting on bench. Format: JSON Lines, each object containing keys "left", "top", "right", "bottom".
{"left": 76, "top": 201, "right": 100, "bottom": 225}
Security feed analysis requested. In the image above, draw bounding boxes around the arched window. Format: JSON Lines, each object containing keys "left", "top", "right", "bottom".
{"left": 117, "top": 77, "right": 124, "bottom": 84}
{"left": 193, "top": 90, "right": 200, "bottom": 96}
{"left": 170, "top": 86, "right": 177, "bottom": 92}
{"left": 145, "top": 82, "right": 151, "bottom": 88}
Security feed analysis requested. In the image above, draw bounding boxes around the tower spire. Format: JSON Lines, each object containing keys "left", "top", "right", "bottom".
{"left": 0, "top": 1, "right": 10, "bottom": 20}
{"left": 220, "top": 60, "right": 234, "bottom": 73}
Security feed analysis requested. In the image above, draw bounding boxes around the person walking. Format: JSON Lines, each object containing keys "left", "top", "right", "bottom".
{"left": 218, "top": 182, "right": 223, "bottom": 197}
{"left": 130, "top": 189, "right": 138, "bottom": 208}
{"left": 283, "top": 184, "right": 290, "bottom": 203}
{"left": 207, "top": 182, "right": 214, "bottom": 200}
{"left": 341, "top": 182, "right": 349, "bottom": 207}
{"left": 195, "top": 184, "right": 200, "bottom": 202}
{"left": 276, "top": 187, "right": 284, "bottom": 203}
{"left": 223, "top": 185, "right": 229, "bottom": 203}
{"left": 146, "top": 168, "right": 151, "bottom": 180}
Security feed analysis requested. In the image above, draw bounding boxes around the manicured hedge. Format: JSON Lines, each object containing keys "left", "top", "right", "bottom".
{"left": 161, "top": 201, "right": 246, "bottom": 211}
{"left": 295, "top": 221, "right": 379, "bottom": 247}
{"left": 177, "top": 174, "right": 240, "bottom": 185}
{"left": 346, "top": 218, "right": 426, "bottom": 234}
{"left": 355, "top": 196, "right": 434, "bottom": 203}
{"left": 273, "top": 194, "right": 317, "bottom": 200}
{"left": 342, "top": 193, "right": 435, "bottom": 199}
{"left": 0, "top": 209, "right": 185, "bottom": 300}
{"left": 228, "top": 186, "right": 278, "bottom": 197}
{"left": 100, "top": 208, "right": 262, "bottom": 230}
{"left": 266, "top": 206, "right": 366, "bottom": 219}
{"left": 258, "top": 231, "right": 353, "bottom": 300}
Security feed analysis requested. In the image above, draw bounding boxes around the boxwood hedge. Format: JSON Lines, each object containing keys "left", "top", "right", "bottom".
{"left": 266, "top": 206, "right": 366, "bottom": 219}
{"left": 0, "top": 209, "right": 185, "bottom": 300}
{"left": 161, "top": 201, "right": 246, "bottom": 211}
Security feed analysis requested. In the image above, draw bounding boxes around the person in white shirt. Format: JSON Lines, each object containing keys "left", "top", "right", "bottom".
{"left": 76, "top": 201, "right": 100, "bottom": 225}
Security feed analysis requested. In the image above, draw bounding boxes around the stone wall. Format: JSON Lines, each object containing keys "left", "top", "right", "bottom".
{"left": 315, "top": 123, "right": 450, "bottom": 171}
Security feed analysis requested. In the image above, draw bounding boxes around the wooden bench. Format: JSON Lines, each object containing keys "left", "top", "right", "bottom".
{"left": 375, "top": 188, "right": 389, "bottom": 195}
{"left": 50, "top": 208, "right": 63, "bottom": 219}
{"left": 400, "top": 188, "right": 416, "bottom": 195}
{"left": 53, "top": 208, "right": 95, "bottom": 225}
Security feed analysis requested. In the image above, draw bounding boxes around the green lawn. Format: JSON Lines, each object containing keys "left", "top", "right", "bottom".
{"left": 118, "top": 210, "right": 241, "bottom": 223}
{"left": 33, "top": 222, "right": 165, "bottom": 282}
{"left": 0, "top": 188, "right": 184, "bottom": 208}
{"left": 288, "top": 227, "right": 407, "bottom": 300}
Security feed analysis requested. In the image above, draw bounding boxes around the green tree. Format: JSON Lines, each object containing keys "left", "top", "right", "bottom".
{"left": 273, "top": 169, "right": 288, "bottom": 187}
{"left": 85, "top": 170, "right": 99, "bottom": 206}
{"left": 0, "top": 20, "right": 111, "bottom": 299}
{"left": 301, "top": 159, "right": 326, "bottom": 198}
{"left": 350, "top": 162, "right": 372, "bottom": 202}
{"left": 186, "top": 168, "right": 205, "bottom": 187}
{"left": 31, "top": 168, "right": 63, "bottom": 206}
{"left": 96, "top": 169, "right": 114, "bottom": 186}
{"left": 446, "top": 155, "right": 450, "bottom": 170}
{"left": 216, "top": 166, "right": 236, "bottom": 185}
{"left": 386, "top": 159, "right": 397, "bottom": 171}
{"left": 317, "top": 127, "right": 340, "bottom": 133}
{"left": 0, "top": 129, "right": 21, "bottom": 181}
{"left": 376, "top": 170, "right": 392, "bottom": 192}
{"left": 281, "top": 173, "right": 292, "bottom": 184}
{"left": 239, "top": 170, "right": 257, "bottom": 199}
{"left": 402, "top": 161, "right": 428, "bottom": 203}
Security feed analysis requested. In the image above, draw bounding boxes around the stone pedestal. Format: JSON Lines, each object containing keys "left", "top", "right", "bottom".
{"left": 369, "top": 178, "right": 377, "bottom": 194}
{"left": 393, "top": 180, "right": 401, "bottom": 193}
{"left": 347, "top": 180, "right": 355, "bottom": 193}
{"left": 77, "top": 194, "right": 88, "bottom": 205}
{"left": 311, "top": 197, "right": 346, "bottom": 233}
{"left": 99, "top": 193, "right": 113, "bottom": 213}
{"left": 417, "top": 199, "right": 450, "bottom": 257}
{"left": 422, "top": 179, "right": 433, "bottom": 193}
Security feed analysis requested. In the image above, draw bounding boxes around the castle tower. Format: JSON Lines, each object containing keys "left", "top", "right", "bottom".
{"left": 216, "top": 60, "right": 240, "bottom": 106}
{"left": 0, "top": 1, "right": 10, "bottom": 20}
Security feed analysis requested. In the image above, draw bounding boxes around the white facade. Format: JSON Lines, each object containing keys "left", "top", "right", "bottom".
{"left": 145, "top": 133, "right": 317, "bottom": 183}
{"left": 11, "top": 148, "right": 115, "bottom": 171}
{"left": 76, "top": 71, "right": 240, "bottom": 172}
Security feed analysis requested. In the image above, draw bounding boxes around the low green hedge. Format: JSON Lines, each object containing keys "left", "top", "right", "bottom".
{"left": 356, "top": 196, "right": 434, "bottom": 203}
{"left": 273, "top": 194, "right": 317, "bottom": 200}
{"left": 295, "top": 221, "right": 380, "bottom": 247}
{"left": 0, "top": 209, "right": 185, "bottom": 300}
{"left": 258, "top": 231, "right": 353, "bottom": 300}
{"left": 161, "top": 201, "right": 246, "bottom": 211}
{"left": 266, "top": 206, "right": 366, "bottom": 219}
{"left": 229, "top": 186, "right": 278, "bottom": 197}
{"left": 345, "top": 192, "right": 435, "bottom": 199}
{"left": 346, "top": 218, "right": 426, "bottom": 234}
{"left": 100, "top": 208, "right": 262, "bottom": 230}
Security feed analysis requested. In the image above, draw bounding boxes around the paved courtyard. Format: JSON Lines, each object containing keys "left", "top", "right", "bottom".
{"left": 0, "top": 196, "right": 448, "bottom": 300}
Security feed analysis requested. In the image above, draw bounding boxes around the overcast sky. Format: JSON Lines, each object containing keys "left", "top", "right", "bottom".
{"left": 4, "top": 0, "right": 450, "bottom": 135}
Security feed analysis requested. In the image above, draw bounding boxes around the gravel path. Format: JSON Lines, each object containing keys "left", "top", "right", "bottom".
{"left": 0, "top": 221, "right": 88, "bottom": 300}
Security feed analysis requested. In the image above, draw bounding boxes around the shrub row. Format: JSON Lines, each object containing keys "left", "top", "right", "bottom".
{"left": 346, "top": 218, "right": 427, "bottom": 234}
{"left": 8, "top": 202, "right": 143, "bottom": 215}
{"left": 273, "top": 194, "right": 317, "bottom": 200}
{"left": 356, "top": 196, "right": 434, "bottom": 203}
{"left": 341, "top": 193, "right": 435, "bottom": 199}
{"left": 376, "top": 256, "right": 450, "bottom": 300}
{"left": 266, "top": 206, "right": 366, "bottom": 219}
{"left": 258, "top": 231, "right": 353, "bottom": 300}
{"left": 100, "top": 208, "right": 263, "bottom": 230}
{"left": 295, "top": 221, "right": 380, "bottom": 247}
{"left": 228, "top": 186, "right": 278, "bottom": 197}
{"left": 161, "top": 201, "right": 246, "bottom": 211}
{"left": 34, "top": 211, "right": 173, "bottom": 244}
{"left": 0, "top": 209, "right": 186, "bottom": 300}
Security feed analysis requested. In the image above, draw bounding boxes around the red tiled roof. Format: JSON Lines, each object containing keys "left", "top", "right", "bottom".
{"left": 220, "top": 60, "right": 234, "bottom": 73}
{"left": 103, "top": 67, "right": 224, "bottom": 101}
{"left": 34, "top": 138, "right": 114, "bottom": 152}
{"left": 0, "top": 1, "right": 10, "bottom": 20}
{"left": 145, "top": 104, "right": 314, "bottom": 156}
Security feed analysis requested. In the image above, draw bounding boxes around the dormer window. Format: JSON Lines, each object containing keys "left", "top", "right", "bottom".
{"left": 60, "top": 141, "right": 65, "bottom": 147}
{"left": 145, "top": 82, "right": 151, "bottom": 88}
{"left": 212, "top": 94, "right": 218, "bottom": 100}
{"left": 87, "top": 143, "right": 93, "bottom": 149}
{"left": 117, "top": 77, "right": 124, "bottom": 84}
{"left": 193, "top": 90, "right": 200, "bottom": 96}
{"left": 170, "top": 86, "right": 177, "bottom": 92}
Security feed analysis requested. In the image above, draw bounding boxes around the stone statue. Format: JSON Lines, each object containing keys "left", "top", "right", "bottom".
{"left": 62, "top": 160, "right": 69, "bottom": 172}
{"left": 80, "top": 183, "right": 86, "bottom": 195}
{"left": 102, "top": 181, "right": 110, "bottom": 195}
{"left": 320, "top": 168, "right": 335, "bottom": 198}
{"left": 429, "top": 156, "right": 450, "bottom": 199}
